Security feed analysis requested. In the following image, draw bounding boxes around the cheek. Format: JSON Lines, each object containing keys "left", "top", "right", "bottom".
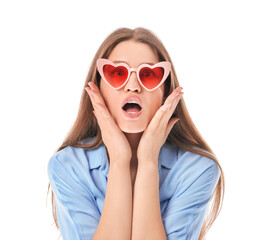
{"left": 103, "top": 94, "right": 119, "bottom": 114}
{"left": 156, "top": 86, "right": 165, "bottom": 106}
{"left": 100, "top": 82, "right": 118, "bottom": 113}
{"left": 148, "top": 89, "right": 164, "bottom": 116}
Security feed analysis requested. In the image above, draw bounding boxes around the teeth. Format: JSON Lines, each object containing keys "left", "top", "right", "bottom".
{"left": 127, "top": 101, "right": 138, "bottom": 104}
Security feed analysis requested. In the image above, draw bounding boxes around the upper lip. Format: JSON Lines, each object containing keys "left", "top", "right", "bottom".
{"left": 122, "top": 95, "right": 143, "bottom": 109}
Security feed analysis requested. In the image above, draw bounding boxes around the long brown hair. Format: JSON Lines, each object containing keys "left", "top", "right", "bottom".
{"left": 47, "top": 27, "right": 225, "bottom": 240}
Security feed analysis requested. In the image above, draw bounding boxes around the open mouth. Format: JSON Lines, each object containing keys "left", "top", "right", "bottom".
{"left": 122, "top": 103, "right": 142, "bottom": 113}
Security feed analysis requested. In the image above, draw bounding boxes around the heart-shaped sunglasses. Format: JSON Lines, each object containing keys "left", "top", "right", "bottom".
{"left": 96, "top": 58, "right": 171, "bottom": 91}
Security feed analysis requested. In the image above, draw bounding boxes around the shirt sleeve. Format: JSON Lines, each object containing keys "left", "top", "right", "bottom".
{"left": 48, "top": 154, "right": 101, "bottom": 240}
{"left": 161, "top": 159, "right": 220, "bottom": 240}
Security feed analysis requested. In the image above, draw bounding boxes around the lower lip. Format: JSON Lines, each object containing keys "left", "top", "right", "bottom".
{"left": 122, "top": 109, "right": 143, "bottom": 119}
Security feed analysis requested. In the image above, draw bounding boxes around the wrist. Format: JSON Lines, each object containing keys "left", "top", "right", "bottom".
{"left": 137, "top": 159, "right": 158, "bottom": 170}
{"left": 109, "top": 160, "right": 131, "bottom": 169}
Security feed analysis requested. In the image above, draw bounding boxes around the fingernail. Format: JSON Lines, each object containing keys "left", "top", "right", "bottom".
{"left": 85, "top": 87, "right": 95, "bottom": 95}
{"left": 175, "top": 87, "right": 181, "bottom": 93}
{"left": 88, "top": 82, "right": 95, "bottom": 89}
{"left": 178, "top": 92, "right": 184, "bottom": 98}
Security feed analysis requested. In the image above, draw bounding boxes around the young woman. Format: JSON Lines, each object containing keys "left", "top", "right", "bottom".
{"left": 47, "top": 27, "right": 225, "bottom": 240}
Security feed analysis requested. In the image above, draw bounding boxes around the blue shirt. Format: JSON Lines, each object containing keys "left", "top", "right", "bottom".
{"left": 48, "top": 137, "right": 220, "bottom": 240}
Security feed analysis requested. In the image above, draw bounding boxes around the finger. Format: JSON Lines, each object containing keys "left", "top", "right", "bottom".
{"left": 159, "top": 87, "right": 183, "bottom": 119}
{"left": 85, "top": 85, "right": 116, "bottom": 126}
{"left": 165, "top": 117, "right": 180, "bottom": 138}
{"left": 167, "top": 91, "right": 184, "bottom": 117}
{"left": 85, "top": 86, "right": 99, "bottom": 113}
{"left": 148, "top": 89, "right": 183, "bottom": 132}
{"left": 156, "top": 88, "right": 183, "bottom": 130}
{"left": 158, "top": 86, "right": 183, "bottom": 117}
{"left": 86, "top": 90, "right": 108, "bottom": 120}
{"left": 87, "top": 82, "right": 108, "bottom": 107}
{"left": 160, "top": 95, "right": 182, "bottom": 129}
{"left": 85, "top": 82, "right": 110, "bottom": 116}
{"left": 164, "top": 86, "right": 183, "bottom": 106}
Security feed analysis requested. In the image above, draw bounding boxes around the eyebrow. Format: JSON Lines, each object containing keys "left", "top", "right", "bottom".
{"left": 113, "top": 60, "right": 156, "bottom": 66}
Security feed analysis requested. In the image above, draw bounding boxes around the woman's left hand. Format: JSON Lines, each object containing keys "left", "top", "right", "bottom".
{"left": 137, "top": 86, "right": 184, "bottom": 164}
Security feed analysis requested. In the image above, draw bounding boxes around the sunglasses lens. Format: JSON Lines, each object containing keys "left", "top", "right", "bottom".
{"left": 103, "top": 65, "right": 128, "bottom": 88}
{"left": 139, "top": 67, "right": 164, "bottom": 90}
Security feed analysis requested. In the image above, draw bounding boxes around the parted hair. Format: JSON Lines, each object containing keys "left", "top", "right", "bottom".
{"left": 47, "top": 27, "right": 225, "bottom": 240}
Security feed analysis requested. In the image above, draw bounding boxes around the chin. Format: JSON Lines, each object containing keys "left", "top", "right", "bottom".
{"left": 119, "top": 123, "right": 146, "bottom": 133}
{"left": 122, "top": 129, "right": 145, "bottom": 133}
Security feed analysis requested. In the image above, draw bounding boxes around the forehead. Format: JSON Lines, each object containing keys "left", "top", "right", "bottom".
{"left": 107, "top": 40, "right": 159, "bottom": 67}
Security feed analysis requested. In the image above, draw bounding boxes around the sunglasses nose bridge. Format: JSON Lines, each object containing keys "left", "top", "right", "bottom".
{"left": 129, "top": 67, "right": 138, "bottom": 75}
{"left": 125, "top": 67, "right": 141, "bottom": 89}
{"left": 127, "top": 67, "right": 138, "bottom": 79}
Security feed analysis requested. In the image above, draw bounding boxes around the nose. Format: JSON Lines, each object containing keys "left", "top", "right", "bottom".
{"left": 123, "top": 70, "right": 141, "bottom": 92}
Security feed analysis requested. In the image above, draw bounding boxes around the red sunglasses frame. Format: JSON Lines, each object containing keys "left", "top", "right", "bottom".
{"left": 96, "top": 58, "right": 171, "bottom": 92}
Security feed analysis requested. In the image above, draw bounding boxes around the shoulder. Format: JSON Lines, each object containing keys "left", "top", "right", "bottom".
{"left": 178, "top": 147, "right": 219, "bottom": 170}
{"left": 173, "top": 145, "right": 221, "bottom": 188}
{"left": 48, "top": 145, "right": 86, "bottom": 171}
{"left": 47, "top": 137, "right": 101, "bottom": 182}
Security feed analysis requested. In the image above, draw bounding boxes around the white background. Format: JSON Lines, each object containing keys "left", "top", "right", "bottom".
{"left": 0, "top": 0, "right": 272, "bottom": 239}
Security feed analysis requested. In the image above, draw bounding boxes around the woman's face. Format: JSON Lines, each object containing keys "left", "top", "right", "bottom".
{"left": 99, "top": 40, "right": 165, "bottom": 133}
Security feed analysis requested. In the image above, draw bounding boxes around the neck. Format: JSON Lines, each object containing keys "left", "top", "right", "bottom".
{"left": 124, "top": 132, "right": 143, "bottom": 169}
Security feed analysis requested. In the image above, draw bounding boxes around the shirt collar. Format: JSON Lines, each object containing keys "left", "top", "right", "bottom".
{"left": 85, "top": 137, "right": 178, "bottom": 176}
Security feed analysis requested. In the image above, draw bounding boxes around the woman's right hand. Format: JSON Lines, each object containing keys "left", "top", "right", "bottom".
{"left": 85, "top": 82, "right": 132, "bottom": 165}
